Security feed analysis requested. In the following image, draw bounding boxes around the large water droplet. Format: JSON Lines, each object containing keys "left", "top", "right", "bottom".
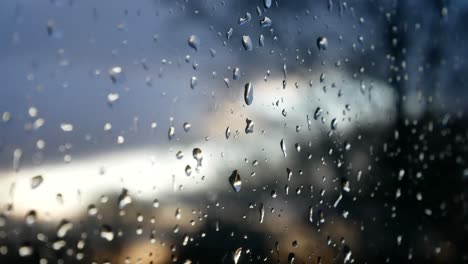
{"left": 280, "top": 139, "right": 287, "bottom": 158}
{"left": 31, "top": 175, "right": 43, "bottom": 189}
{"left": 317, "top": 36, "right": 328, "bottom": 51}
{"left": 190, "top": 76, "right": 197, "bottom": 89}
{"left": 233, "top": 67, "right": 241, "bottom": 80}
{"left": 229, "top": 170, "right": 242, "bottom": 192}
{"left": 242, "top": 35, "right": 253, "bottom": 51}
{"left": 314, "top": 107, "right": 322, "bottom": 120}
{"left": 238, "top": 12, "right": 251, "bottom": 25}
{"left": 118, "top": 189, "right": 132, "bottom": 209}
{"left": 244, "top": 82, "right": 253, "bottom": 105}
{"left": 188, "top": 35, "right": 200, "bottom": 51}
{"left": 245, "top": 118, "right": 254, "bottom": 134}
{"left": 260, "top": 17, "right": 272, "bottom": 27}
{"left": 259, "top": 203, "right": 265, "bottom": 223}
{"left": 100, "top": 225, "right": 114, "bottom": 241}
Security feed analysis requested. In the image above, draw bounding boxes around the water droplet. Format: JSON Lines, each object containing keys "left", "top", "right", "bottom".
{"left": 107, "top": 93, "right": 119, "bottom": 104}
{"left": 242, "top": 35, "right": 253, "bottom": 51}
{"left": 314, "top": 107, "right": 322, "bottom": 120}
{"left": 260, "top": 16, "right": 272, "bottom": 27}
{"left": 259, "top": 34, "right": 265, "bottom": 46}
{"left": 153, "top": 199, "right": 160, "bottom": 208}
{"left": 226, "top": 28, "right": 233, "bottom": 40}
{"left": 288, "top": 253, "right": 295, "bottom": 264}
{"left": 193, "top": 148, "right": 203, "bottom": 166}
{"left": 88, "top": 204, "right": 98, "bottom": 216}
{"left": 317, "top": 36, "right": 328, "bottom": 51}
{"left": 238, "top": 12, "right": 251, "bottom": 25}
{"left": 264, "top": 0, "right": 272, "bottom": 8}
{"left": 109, "top": 66, "right": 125, "bottom": 83}
{"left": 233, "top": 67, "right": 241, "bottom": 80}
{"left": 31, "top": 175, "right": 43, "bottom": 189}
{"left": 100, "top": 225, "right": 114, "bottom": 241}
{"left": 308, "top": 206, "right": 313, "bottom": 222}
{"left": 190, "top": 76, "right": 197, "bottom": 89}
{"left": 176, "top": 151, "right": 184, "bottom": 159}
{"left": 183, "top": 122, "right": 191, "bottom": 132}
{"left": 185, "top": 165, "right": 192, "bottom": 176}
{"left": 259, "top": 203, "right": 265, "bottom": 223}
{"left": 280, "top": 139, "right": 287, "bottom": 158}
{"left": 245, "top": 118, "right": 254, "bottom": 134}
{"left": 331, "top": 118, "right": 338, "bottom": 130}
{"left": 18, "top": 244, "right": 33, "bottom": 257}
{"left": 244, "top": 82, "right": 253, "bottom": 105}
{"left": 118, "top": 189, "right": 132, "bottom": 209}
{"left": 229, "top": 170, "right": 242, "bottom": 192}
{"left": 188, "top": 35, "right": 200, "bottom": 51}
{"left": 57, "top": 220, "right": 73, "bottom": 238}
{"left": 60, "top": 123, "right": 73, "bottom": 132}
{"left": 233, "top": 247, "right": 242, "bottom": 264}
{"left": 225, "top": 126, "right": 231, "bottom": 139}
{"left": 168, "top": 126, "right": 175, "bottom": 140}
{"left": 25, "top": 210, "right": 37, "bottom": 225}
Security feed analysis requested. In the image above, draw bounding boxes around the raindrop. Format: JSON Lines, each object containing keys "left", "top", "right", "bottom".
{"left": 242, "top": 35, "right": 253, "bottom": 51}
{"left": 245, "top": 118, "right": 254, "bottom": 134}
{"left": 193, "top": 148, "right": 203, "bottom": 166}
{"left": 183, "top": 122, "right": 191, "bottom": 132}
{"left": 264, "top": 0, "right": 272, "bottom": 8}
{"left": 18, "top": 244, "right": 33, "bottom": 257}
{"left": 244, "top": 82, "right": 253, "bottom": 105}
{"left": 259, "top": 34, "right": 265, "bottom": 46}
{"left": 233, "top": 67, "right": 241, "bottom": 80}
{"left": 238, "top": 12, "right": 251, "bottom": 25}
{"left": 229, "top": 170, "right": 242, "bottom": 192}
{"left": 188, "top": 35, "right": 200, "bottom": 51}
{"left": 331, "top": 118, "right": 338, "bottom": 130}
{"left": 314, "top": 107, "right": 322, "bottom": 120}
{"left": 107, "top": 93, "right": 119, "bottom": 104}
{"left": 185, "top": 165, "right": 192, "bottom": 176}
{"left": 25, "top": 211, "right": 37, "bottom": 225}
{"left": 260, "top": 17, "right": 272, "bottom": 27}
{"left": 60, "top": 123, "right": 73, "bottom": 132}
{"left": 109, "top": 66, "right": 125, "bottom": 83}
{"left": 233, "top": 247, "right": 242, "bottom": 264}
{"left": 168, "top": 126, "right": 175, "bottom": 140}
{"left": 176, "top": 151, "right": 184, "bottom": 159}
{"left": 288, "top": 253, "right": 295, "bottom": 264}
{"left": 100, "top": 225, "right": 114, "bottom": 241}
{"left": 225, "top": 126, "right": 231, "bottom": 139}
{"left": 88, "top": 204, "right": 98, "bottom": 216}
{"left": 118, "top": 189, "right": 132, "bottom": 209}
{"left": 280, "top": 139, "right": 287, "bottom": 158}
{"left": 31, "top": 175, "right": 43, "bottom": 189}
{"left": 57, "top": 220, "right": 73, "bottom": 238}
{"left": 226, "top": 28, "right": 233, "bottom": 40}
{"left": 190, "top": 76, "right": 197, "bottom": 89}
{"left": 259, "top": 203, "right": 265, "bottom": 223}
{"left": 316, "top": 36, "right": 328, "bottom": 51}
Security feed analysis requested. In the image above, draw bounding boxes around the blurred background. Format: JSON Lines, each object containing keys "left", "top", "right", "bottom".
{"left": 0, "top": 0, "right": 467, "bottom": 263}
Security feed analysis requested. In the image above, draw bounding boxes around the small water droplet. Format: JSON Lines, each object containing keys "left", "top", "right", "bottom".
{"left": 245, "top": 118, "right": 254, "bottom": 134}
{"left": 233, "top": 67, "right": 241, "bottom": 80}
{"left": 109, "top": 66, "right": 125, "bottom": 83}
{"left": 176, "top": 151, "right": 184, "bottom": 159}
{"left": 317, "top": 36, "right": 328, "bottom": 51}
{"left": 225, "top": 126, "right": 231, "bottom": 139}
{"left": 31, "top": 175, "right": 43, "bottom": 189}
{"left": 331, "top": 118, "right": 338, "bottom": 130}
{"left": 260, "top": 16, "right": 272, "bottom": 27}
{"left": 118, "top": 189, "right": 132, "bottom": 209}
{"left": 18, "top": 244, "right": 33, "bottom": 257}
{"left": 57, "top": 220, "right": 73, "bottom": 238}
{"left": 193, "top": 148, "right": 203, "bottom": 166}
{"left": 183, "top": 122, "right": 191, "bottom": 132}
{"left": 259, "top": 203, "right": 265, "bottom": 223}
{"left": 242, "top": 35, "right": 253, "bottom": 51}
{"left": 188, "top": 35, "right": 200, "bottom": 51}
{"left": 238, "top": 12, "right": 251, "bottom": 25}
{"left": 234, "top": 247, "right": 242, "bottom": 264}
{"left": 100, "top": 225, "right": 114, "bottom": 241}
{"left": 168, "top": 126, "right": 175, "bottom": 140}
{"left": 314, "top": 107, "right": 322, "bottom": 120}
{"left": 226, "top": 28, "right": 233, "bottom": 40}
{"left": 229, "top": 170, "right": 242, "bottom": 192}
{"left": 185, "top": 165, "right": 192, "bottom": 176}
{"left": 25, "top": 210, "right": 37, "bottom": 225}
{"left": 264, "top": 0, "right": 272, "bottom": 8}
{"left": 190, "top": 76, "right": 197, "bottom": 89}
{"left": 280, "top": 139, "right": 287, "bottom": 158}
{"left": 60, "top": 123, "right": 73, "bottom": 132}
{"left": 244, "top": 82, "right": 253, "bottom": 105}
